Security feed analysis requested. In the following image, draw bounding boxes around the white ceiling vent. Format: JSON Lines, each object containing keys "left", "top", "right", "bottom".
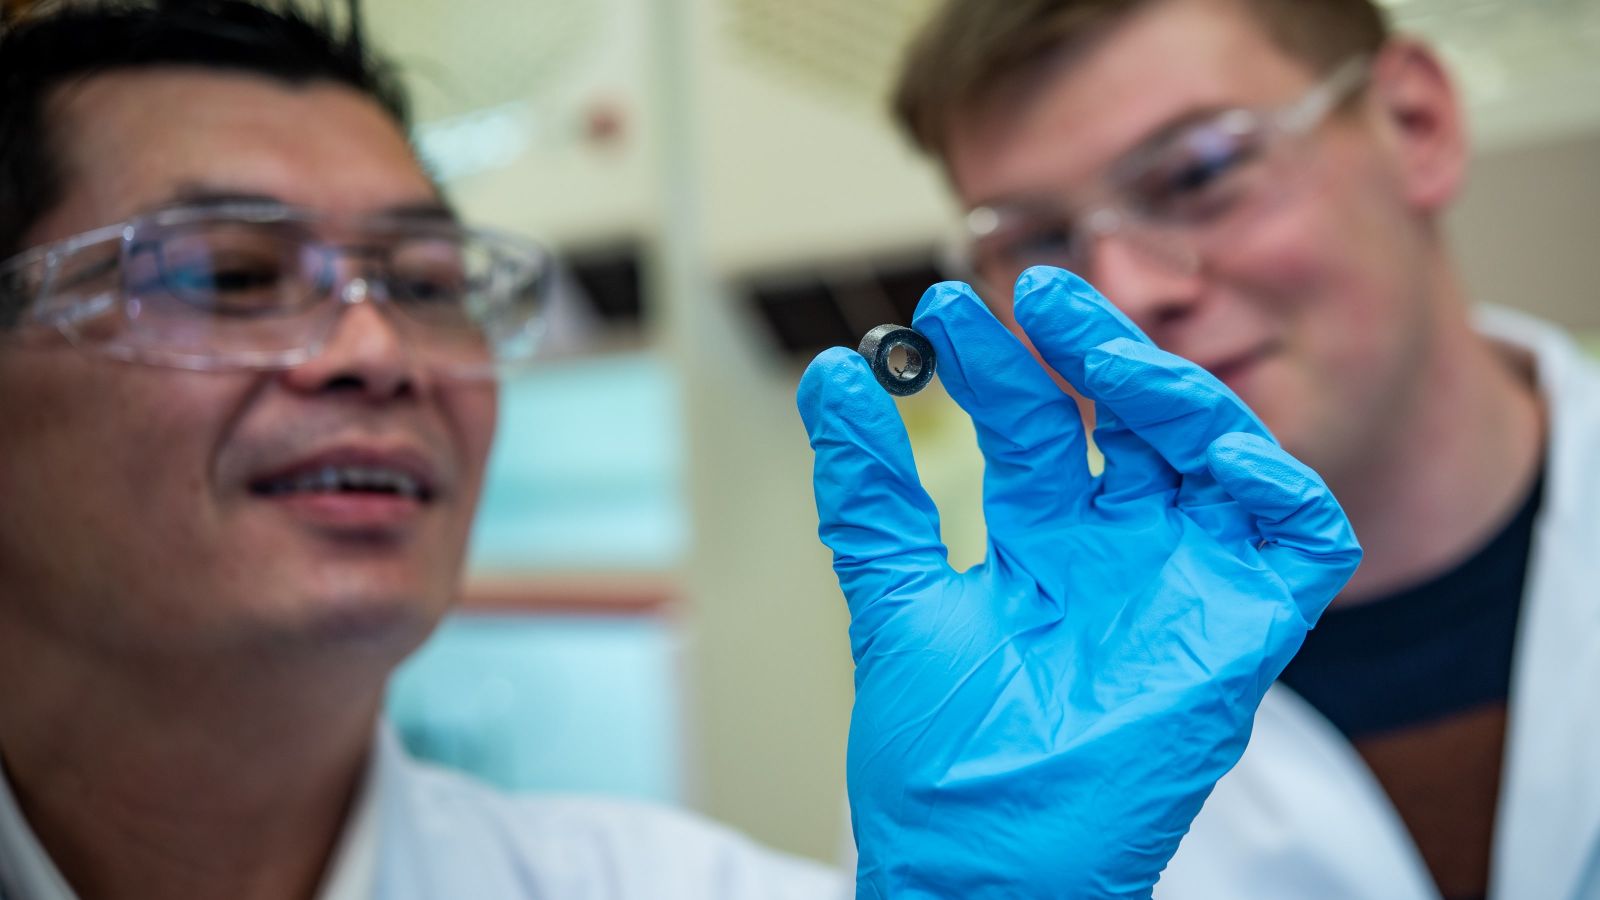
{"left": 721, "top": 0, "right": 941, "bottom": 107}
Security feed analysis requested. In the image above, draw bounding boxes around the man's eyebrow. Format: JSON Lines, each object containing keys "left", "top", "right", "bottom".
{"left": 376, "top": 201, "right": 459, "bottom": 223}
{"left": 158, "top": 185, "right": 287, "bottom": 211}
{"left": 966, "top": 104, "right": 1236, "bottom": 210}
{"left": 1117, "top": 105, "right": 1236, "bottom": 166}
{"left": 152, "top": 185, "right": 459, "bottom": 221}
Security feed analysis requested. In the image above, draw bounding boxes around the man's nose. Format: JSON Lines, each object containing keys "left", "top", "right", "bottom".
{"left": 279, "top": 280, "right": 423, "bottom": 401}
{"left": 1083, "top": 234, "right": 1206, "bottom": 336}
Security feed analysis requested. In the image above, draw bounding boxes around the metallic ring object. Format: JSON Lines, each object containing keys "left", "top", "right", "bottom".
{"left": 858, "top": 324, "right": 936, "bottom": 397}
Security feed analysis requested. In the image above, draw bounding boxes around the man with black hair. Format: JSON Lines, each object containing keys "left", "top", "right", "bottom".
{"left": 0, "top": 2, "right": 1363, "bottom": 897}
{"left": 0, "top": 3, "right": 852, "bottom": 896}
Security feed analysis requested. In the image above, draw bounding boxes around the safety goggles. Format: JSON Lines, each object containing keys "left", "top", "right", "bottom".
{"left": 0, "top": 202, "right": 553, "bottom": 379}
{"left": 963, "top": 56, "right": 1372, "bottom": 292}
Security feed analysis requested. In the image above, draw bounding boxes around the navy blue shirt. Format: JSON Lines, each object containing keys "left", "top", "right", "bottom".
{"left": 1280, "top": 472, "right": 1542, "bottom": 738}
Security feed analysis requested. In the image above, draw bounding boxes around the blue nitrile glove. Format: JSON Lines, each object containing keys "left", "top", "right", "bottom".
{"left": 797, "top": 267, "right": 1361, "bottom": 899}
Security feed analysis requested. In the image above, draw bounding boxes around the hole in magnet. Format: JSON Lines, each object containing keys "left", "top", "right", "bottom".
{"left": 887, "top": 342, "right": 922, "bottom": 381}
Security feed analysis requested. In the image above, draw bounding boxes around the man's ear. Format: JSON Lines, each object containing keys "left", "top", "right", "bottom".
{"left": 1367, "top": 40, "right": 1470, "bottom": 214}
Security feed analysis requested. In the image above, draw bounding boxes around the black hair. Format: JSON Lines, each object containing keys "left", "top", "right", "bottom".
{"left": 0, "top": 0, "right": 411, "bottom": 270}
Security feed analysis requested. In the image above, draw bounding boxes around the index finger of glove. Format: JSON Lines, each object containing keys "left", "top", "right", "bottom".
{"left": 911, "top": 281, "right": 1092, "bottom": 547}
{"left": 1012, "top": 267, "right": 1272, "bottom": 478}
{"left": 798, "top": 347, "right": 952, "bottom": 614}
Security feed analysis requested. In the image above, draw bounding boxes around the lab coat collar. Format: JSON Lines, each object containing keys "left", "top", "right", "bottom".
{"left": 317, "top": 727, "right": 384, "bottom": 900}
{"left": 1478, "top": 307, "right": 1600, "bottom": 900}
{"left": 0, "top": 751, "right": 75, "bottom": 900}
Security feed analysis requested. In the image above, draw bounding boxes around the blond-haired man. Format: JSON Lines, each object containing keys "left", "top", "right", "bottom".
{"left": 892, "top": 1, "right": 1600, "bottom": 897}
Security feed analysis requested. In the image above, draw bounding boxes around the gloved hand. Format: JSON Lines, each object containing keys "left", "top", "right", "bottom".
{"left": 797, "top": 267, "right": 1361, "bottom": 899}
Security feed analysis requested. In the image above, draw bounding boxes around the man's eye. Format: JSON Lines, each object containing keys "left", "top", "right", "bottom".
{"left": 173, "top": 264, "right": 283, "bottom": 294}
{"left": 164, "top": 261, "right": 290, "bottom": 312}
{"left": 390, "top": 239, "right": 479, "bottom": 308}
{"left": 1132, "top": 127, "right": 1263, "bottom": 221}
{"left": 132, "top": 252, "right": 297, "bottom": 315}
{"left": 401, "top": 274, "right": 464, "bottom": 300}
{"left": 999, "top": 222, "right": 1079, "bottom": 267}
{"left": 394, "top": 269, "right": 476, "bottom": 310}
{"left": 1170, "top": 152, "right": 1240, "bottom": 193}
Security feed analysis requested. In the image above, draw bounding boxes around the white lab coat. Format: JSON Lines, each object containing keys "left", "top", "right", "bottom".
{"left": 1158, "top": 308, "right": 1600, "bottom": 900}
{"left": 0, "top": 723, "right": 846, "bottom": 900}
{"left": 367, "top": 727, "right": 846, "bottom": 899}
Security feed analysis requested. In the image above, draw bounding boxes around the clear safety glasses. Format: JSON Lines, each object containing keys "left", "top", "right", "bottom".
{"left": 0, "top": 202, "right": 553, "bottom": 379}
{"left": 963, "top": 56, "right": 1372, "bottom": 292}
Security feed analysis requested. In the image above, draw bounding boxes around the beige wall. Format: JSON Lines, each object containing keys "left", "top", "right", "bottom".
{"left": 1451, "top": 128, "right": 1600, "bottom": 330}
{"left": 675, "top": 281, "right": 856, "bottom": 863}
{"left": 669, "top": 0, "right": 948, "bottom": 864}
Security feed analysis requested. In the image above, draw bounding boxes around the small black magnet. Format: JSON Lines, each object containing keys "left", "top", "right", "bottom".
{"left": 857, "top": 324, "right": 937, "bottom": 397}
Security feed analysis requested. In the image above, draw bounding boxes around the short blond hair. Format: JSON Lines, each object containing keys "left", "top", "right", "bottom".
{"left": 892, "top": 0, "right": 1389, "bottom": 159}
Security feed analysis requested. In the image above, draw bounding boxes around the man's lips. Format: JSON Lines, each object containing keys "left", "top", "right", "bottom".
{"left": 1197, "top": 346, "right": 1276, "bottom": 388}
{"left": 246, "top": 446, "right": 443, "bottom": 530}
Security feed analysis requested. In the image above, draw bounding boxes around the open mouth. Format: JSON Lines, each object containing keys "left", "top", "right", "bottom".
{"left": 249, "top": 464, "right": 434, "bottom": 503}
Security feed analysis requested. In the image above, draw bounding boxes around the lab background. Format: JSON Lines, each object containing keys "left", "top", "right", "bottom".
{"left": 370, "top": 0, "right": 1600, "bottom": 864}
